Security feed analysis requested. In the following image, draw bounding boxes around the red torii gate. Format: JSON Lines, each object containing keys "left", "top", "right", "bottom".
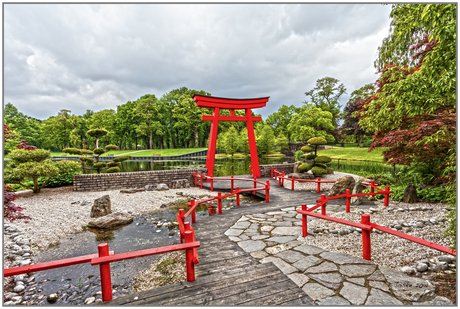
{"left": 193, "top": 95, "right": 270, "bottom": 179}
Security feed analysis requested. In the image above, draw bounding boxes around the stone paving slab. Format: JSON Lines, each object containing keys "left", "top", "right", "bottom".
{"left": 224, "top": 203, "right": 455, "bottom": 305}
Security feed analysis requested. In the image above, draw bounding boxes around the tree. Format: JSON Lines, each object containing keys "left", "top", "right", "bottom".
{"left": 87, "top": 109, "right": 117, "bottom": 147}
{"left": 87, "top": 128, "right": 109, "bottom": 149}
{"left": 4, "top": 102, "right": 43, "bottom": 148}
{"left": 304, "top": 76, "right": 347, "bottom": 142}
{"left": 275, "top": 131, "right": 289, "bottom": 150}
{"left": 256, "top": 125, "right": 276, "bottom": 156}
{"left": 132, "top": 94, "right": 163, "bottom": 150}
{"left": 287, "top": 105, "right": 335, "bottom": 143}
{"left": 265, "top": 105, "right": 300, "bottom": 142}
{"left": 64, "top": 145, "right": 131, "bottom": 174}
{"left": 341, "top": 84, "right": 375, "bottom": 144}
{"left": 358, "top": 4, "right": 456, "bottom": 246}
{"left": 5, "top": 149, "right": 80, "bottom": 193}
{"left": 172, "top": 89, "right": 212, "bottom": 147}
{"left": 222, "top": 126, "right": 241, "bottom": 157}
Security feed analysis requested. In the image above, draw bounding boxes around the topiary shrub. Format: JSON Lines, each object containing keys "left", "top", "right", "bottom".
{"left": 295, "top": 150, "right": 304, "bottom": 162}
{"left": 314, "top": 163, "right": 328, "bottom": 169}
{"left": 301, "top": 145, "right": 314, "bottom": 153}
{"left": 311, "top": 166, "right": 327, "bottom": 176}
{"left": 106, "top": 167, "right": 121, "bottom": 173}
{"left": 298, "top": 163, "right": 313, "bottom": 173}
{"left": 315, "top": 156, "right": 332, "bottom": 164}
{"left": 305, "top": 154, "right": 316, "bottom": 160}
{"left": 307, "top": 137, "right": 327, "bottom": 156}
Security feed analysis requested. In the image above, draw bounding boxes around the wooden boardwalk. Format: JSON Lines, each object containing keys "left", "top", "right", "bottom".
{"left": 104, "top": 176, "right": 374, "bottom": 306}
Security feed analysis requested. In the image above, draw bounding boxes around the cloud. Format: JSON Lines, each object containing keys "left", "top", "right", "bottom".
{"left": 4, "top": 3, "right": 393, "bottom": 120}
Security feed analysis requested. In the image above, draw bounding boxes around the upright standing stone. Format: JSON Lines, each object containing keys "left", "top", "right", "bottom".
{"left": 403, "top": 185, "right": 418, "bottom": 203}
{"left": 328, "top": 176, "right": 355, "bottom": 197}
{"left": 350, "top": 180, "right": 364, "bottom": 205}
{"left": 90, "top": 195, "right": 112, "bottom": 218}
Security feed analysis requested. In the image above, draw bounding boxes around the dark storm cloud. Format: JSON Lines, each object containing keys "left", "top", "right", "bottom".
{"left": 4, "top": 4, "right": 392, "bottom": 120}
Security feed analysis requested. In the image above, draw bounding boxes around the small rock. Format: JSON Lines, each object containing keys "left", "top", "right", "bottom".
{"left": 85, "top": 297, "right": 96, "bottom": 305}
{"left": 156, "top": 184, "right": 169, "bottom": 191}
{"left": 47, "top": 294, "right": 59, "bottom": 303}
{"left": 415, "top": 263, "right": 428, "bottom": 272}
{"left": 401, "top": 266, "right": 415, "bottom": 275}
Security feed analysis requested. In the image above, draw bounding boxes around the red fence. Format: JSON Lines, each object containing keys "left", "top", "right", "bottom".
{"left": 272, "top": 168, "right": 392, "bottom": 207}
{"left": 297, "top": 202, "right": 456, "bottom": 260}
{"left": 4, "top": 227, "right": 200, "bottom": 303}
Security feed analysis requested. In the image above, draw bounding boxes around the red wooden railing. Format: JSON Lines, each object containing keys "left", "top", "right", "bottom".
{"left": 4, "top": 226, "right": 200, "bottom": 303}
{"left": 297, "top": 198, "right": 456, "bottom": 260}
{"left": 272, "top": 168, "right": 392, "bottom": 207}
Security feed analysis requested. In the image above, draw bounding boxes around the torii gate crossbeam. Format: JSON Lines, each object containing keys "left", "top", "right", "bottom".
{"left": 193, "top": 95, "right": 270, "bottom": 179}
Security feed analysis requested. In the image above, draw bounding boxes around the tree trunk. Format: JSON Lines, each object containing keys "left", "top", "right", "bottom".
{"left": 149, "top": 131, "right": 153, "bottom": 150}
{"left": 95, "top": 138, "right": 99, "bottom": 149}
{"left": 195, "top": 130, "right": 199, "bottom": 148}
{"left": 33, "top": 178, "right": 39, "bottom": 193}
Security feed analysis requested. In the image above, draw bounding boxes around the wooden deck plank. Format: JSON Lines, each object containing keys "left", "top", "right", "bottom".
{"left": 241, "top": 286, "right": 311, "bottom": 306}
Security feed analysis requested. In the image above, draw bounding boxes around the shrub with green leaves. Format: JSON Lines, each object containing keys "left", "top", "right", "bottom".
{"left": 106, "top": 167, "right": 121, "bottom": 173}
{"left": 315, "top": 156, "right": 332, "bottom": 164}
{"left": 301, "top": 145, "right": 314, "bottom": 153}
{"left": 311, "top": 166, "right": 327, "bottom": 176}
{"left": 295, "top": 150, "right": 304, "bottom": 162}
{"left": 298, "top": 163, "right": 313, "bottom": 173}
{"left": 314, "top": 163, "right": 328, "bottom": 169}
{"left": 305, "top": 154, "right": 316, "bottom": 160}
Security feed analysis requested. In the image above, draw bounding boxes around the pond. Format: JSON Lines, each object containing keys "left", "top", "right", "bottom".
{"left": 27, "top": 194, "right": 263, "bottom": 305}
{"left": 81, "top": 157, "right": 295, "bottom": 176}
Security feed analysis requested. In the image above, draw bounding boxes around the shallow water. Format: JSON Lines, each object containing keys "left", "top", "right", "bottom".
{"left": 28, "top": 194, "right": 263, "bottom": 305}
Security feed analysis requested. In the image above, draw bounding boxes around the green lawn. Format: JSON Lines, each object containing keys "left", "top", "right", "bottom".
{"left": 50, "top": 148, "right": 208, "bottom": 157}
{"left": 316, "top": 147, "right": 387, "bottom": 162}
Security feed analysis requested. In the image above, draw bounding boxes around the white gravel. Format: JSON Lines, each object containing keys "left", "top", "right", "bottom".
{"left": 297, "top": 199, "right": 453, "bottom": 269}
{"left": 5, "top": 187, "right": 213, "bottom": 254}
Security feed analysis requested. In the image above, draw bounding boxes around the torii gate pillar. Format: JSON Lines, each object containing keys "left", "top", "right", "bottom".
{"left": 193, "top": 95, "right": 270, "bottom": 179}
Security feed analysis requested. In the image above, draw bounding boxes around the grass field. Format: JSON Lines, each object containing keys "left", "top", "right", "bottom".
{"left": 50, "top": 148, "right": 208, "bottom": 157}
{"left": 316, "top": 147, "right": 387, "bottom": 162}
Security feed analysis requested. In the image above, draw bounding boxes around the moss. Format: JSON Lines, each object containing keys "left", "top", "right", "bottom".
{"left": 298, "top": 163, "right": 312, "bottom": 173}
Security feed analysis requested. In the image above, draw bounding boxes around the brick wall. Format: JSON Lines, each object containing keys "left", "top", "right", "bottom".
{"left": 259, "top": 163, "right": 294, "bottom": 177}
{"left": 73, "top": 168, "right": 207, "bottom": 192}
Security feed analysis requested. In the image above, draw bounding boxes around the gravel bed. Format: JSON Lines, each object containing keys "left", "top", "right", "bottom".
{"left": 283, "top": 171, "right": 366, "bottom": 192}
{"left": 297, "top": 199, "right": 452, "bottom": 269}
{"left": 4, "top": 187, "right": 213, "bottom": 254}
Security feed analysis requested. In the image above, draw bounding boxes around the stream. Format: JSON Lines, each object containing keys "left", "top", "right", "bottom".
{"left": 22, "top": 195, "right": 263, "bottom": 305}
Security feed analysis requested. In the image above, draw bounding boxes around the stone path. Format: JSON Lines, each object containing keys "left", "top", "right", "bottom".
{"left": 225, "top": 206, "right": 454, "bottom": 305}
{"left": 104, "top": 176, "right": 454, "bottom": 306}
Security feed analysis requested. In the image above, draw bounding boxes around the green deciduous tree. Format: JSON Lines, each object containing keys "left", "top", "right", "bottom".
{"left": 287, "top": 105, "right": 335, "bottom": 143}
{"left": 222, "top": 126, "right": 241, "bottom": 157}
{"left": 256, "top": 125, "right": 276, "bottom": 156}
{"left": 266, "top": 105, "right": 300, "bottom": 142}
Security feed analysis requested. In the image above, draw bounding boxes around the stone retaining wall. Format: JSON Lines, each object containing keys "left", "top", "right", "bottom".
{"left": 73, "top": 168, "right": 207, "bottom": 192}
{"left": 259, "top": 163, "right": 295, "bottom": 177}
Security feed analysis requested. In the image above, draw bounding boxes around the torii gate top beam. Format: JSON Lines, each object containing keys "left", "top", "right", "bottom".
{"left": 193, "top": 95, "right": 269, "bottom": 109}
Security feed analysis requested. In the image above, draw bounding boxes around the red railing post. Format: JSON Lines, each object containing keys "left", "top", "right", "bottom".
{"left": 346, "top": 189, "right": 350, "bottom": 213}
{"left": 236, "top": 187, "right": 240, "bottom": 206}
{"left": 278, "top": 173, "right": 281, "bottom": 187}
{"left": 179, "top": 209, "right": 185, "bottom": 243}
{"left": 281, "top": 171, "right": 285, "bottom": 186}
{"left": 317, "top": 178, "right": 321, "bottom": 193}
{"left": 200, "top": 173, "right": 203, "bottom": 189}
{"left": 218, "top": 192, "right": 222, "bottom": 214}
{"left": 361, "top": 214, "right": 371, "bottom": 261}
{"left": 253, "top": 177, "right": 257, "bottom": 195}
{"left": 370, "top": 180, "right": 375, "bottom": 194}
{"left": 291, "top": 176, "right": 295, "bottom": 191}
{"left": 321, "top": 194, "right": 326, "bottom": 215}
{"left": 184, "top": 230, "right": 196, "bottom": 282}
{"left": 265, "top": 180, "right": 270, "bottom": 203}
{"left": 271, "top": 167, "right": 273, "bottom": 178}
{"left": 384, "top": 186, "right": 390, "bottom": 206}
{"left": 231, "top": 175, "right": 234, "bottom": 193}
{"left": 190, "top": 199, "right": 196, "bottom": 224}
{"left": 302, "top": 204, "right": 307, "bottom": 237}
{"left": 98, "top": 243, "right": 113, "bottom": 302}
{"left": 210, "top": 178, "right": 213, "bottom": 192}
{"left": 194, "top": 173, "right": 197, "bottom": 187}
{"left": 275, "top": 169, "right": 278, "bottom": 180}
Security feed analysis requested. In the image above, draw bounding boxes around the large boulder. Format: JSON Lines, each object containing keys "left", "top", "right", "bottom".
{"left": 145, "top": 184, "right": 158, "bottom": 191}
{"left": 328, "top": 176, "right": 355, "bottom": 197}
{"left": 168, "top": 179, "right": 189, "bottom": 189}
{"left": 350, "top": 180, "right": 365, "bottom": 205}
{"left": 403, "top": 185, "right": 418, "bottom": 203}
{"left": 90, "top": 195, "right": 112, "bottom": 218}
{"left": 88, "top": 212, "right": 134, "bottom": 229}
{"left": 293, "top": 161, "right": 302, "bottom": 173}
{"left": 326, "top": 167, "right": 334, "bottom": 175}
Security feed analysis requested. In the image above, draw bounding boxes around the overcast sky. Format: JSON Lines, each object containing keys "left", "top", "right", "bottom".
{"left": 4, "top": 3, "right": 393, "bottom": 121}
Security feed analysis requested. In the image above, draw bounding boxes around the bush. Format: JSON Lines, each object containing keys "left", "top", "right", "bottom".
{"left": 295, "top": 150, "right": 304, "bottom": 162}
{"left": 298, "top": 163, "right": 312, "bottom": 173}
{"left": 106, "top": 167, "right": 120, "bottom": 173}
{"left": 311, "top": 166, "right": 327, "bottom": 176}
{"left": 417, "top": 186, "right": 448, "bottom": 202}
{"left": 63, "top": 148, "right": 82, "bottom": 155}
{"left": 315, "top": 156, "right": 332, "bottom": 164}
{"left": 93, "top": 148, "right": 106, "bottom": 155}
{"left": 301, "top": 145, "right": 314, "bottom": 153}
{"left": 107, "top": 162, "right": 119, "bottom": 168}
{"left": 307, "top": 137, "right": 327, "bottom": 145}
{"left": 315, "top": 163, "right": 328, "bottom": 169}
{"left": 44, "top": 172, "right": 81, "bottom": 188}
{"left": 4, "top": 185, "right": 30, "bottom": 222}
{"left": 93, "top": 162, "right": 107, "bottom": 169}
{"left": 105, "top": 144, "right": 118, "bottom": 152}
{"left": 113, "top": 155, "right": 132, "bottom": 163}
{"left": 305, "top": 154, "right": 316, "bottom": 160}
